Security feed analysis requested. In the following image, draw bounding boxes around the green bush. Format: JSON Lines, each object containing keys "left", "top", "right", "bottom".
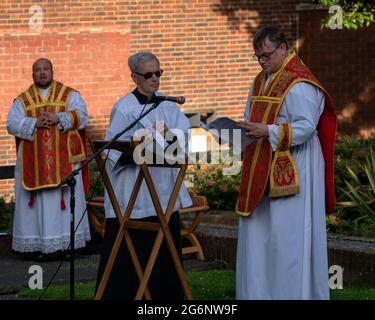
{"left": 0, "top": 197, "right": 14, "bottom": 233}
{"left": 189, "top": 137, "right": 375, "bottom": 213}
{"left": 189, "top": 137, "right": 375, "bottom": 237}
{"left": 334, "top": 136, "right": 375, "bottom": 200}
{"left": 328, "top": 137, "right": 375, "bottom": 237}
{"left": 191, "top": 164, "right": 241, "bottom": 210}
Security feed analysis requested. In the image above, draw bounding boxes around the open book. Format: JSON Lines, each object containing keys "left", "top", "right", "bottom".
{"left": 200, "top": 117, "right": 255, "bottom": 153}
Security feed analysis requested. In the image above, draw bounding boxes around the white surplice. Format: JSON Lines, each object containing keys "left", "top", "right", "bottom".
{"left": 104, "top": 92, "right": 192, "bottom": 219}
{"left": 236, "top": 79, "right": 329, "bottom": 300}
{"left": 7, "top": 86, "right": 91, "bottom": 253}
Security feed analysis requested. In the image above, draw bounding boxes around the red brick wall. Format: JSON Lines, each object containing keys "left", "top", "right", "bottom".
{"left": 124, "top": 0, "right": 300, "bottom": 118}
{"left": 298, "top": 9, "right": 375, "bottom": 138}
{"left": 0, "top": 26, "right": 130, "bottom": 196}
{"left": 0, "top": 0, "right": 302, "bottom": 197}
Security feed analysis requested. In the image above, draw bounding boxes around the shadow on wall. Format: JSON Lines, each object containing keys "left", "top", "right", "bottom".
{"left": 296, "top": 9, "right": 375, "bottom": 138}
{"left": 214, "top": 1, "right": 375, "bottom": 137}
{"left": 336, "top": 81, "right": 375, "bottom": 138}
{"left": 211, "top": 0, "right": 300, "bottom": 47}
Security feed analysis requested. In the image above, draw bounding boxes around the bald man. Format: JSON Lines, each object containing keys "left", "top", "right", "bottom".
{"left": 7, "top": 58, "right": 91, "bottom": 261}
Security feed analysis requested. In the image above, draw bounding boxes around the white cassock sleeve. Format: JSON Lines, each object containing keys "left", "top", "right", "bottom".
{"left": 7, "top": 99, "right": 37, "bottom": 141}
{"left": 7, "top": 91, "right": 89, "bottom": 140}
{"left": 267, "top": 82, "right": 324, "bottom": 151}
{"left": 106, "top": 103, "right": 134, "bottom": 141}
{"left": 104, "top": 102, "right": 139, "bottom": 170}
{"left": 57, "top": 91, "right": 89, "bottom": 132}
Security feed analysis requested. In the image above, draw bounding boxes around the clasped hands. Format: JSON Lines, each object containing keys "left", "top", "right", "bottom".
{"left": 36, "top": 112, "right": 59, "bottom": 129}
{"left": 238, "top": 120, "right": 269, "bottom": 139}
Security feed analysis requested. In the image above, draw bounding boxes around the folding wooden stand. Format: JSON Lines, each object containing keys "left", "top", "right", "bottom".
{"left": 87, "top": 189, "right": 209, "bottom": 261}
{"left": 90, "top": 139, "right": 193, "bottom": 300}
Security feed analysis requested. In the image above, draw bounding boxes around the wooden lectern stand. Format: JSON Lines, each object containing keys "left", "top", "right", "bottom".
{"left": 90, "top": 139, "right": 193, "bottom": 300}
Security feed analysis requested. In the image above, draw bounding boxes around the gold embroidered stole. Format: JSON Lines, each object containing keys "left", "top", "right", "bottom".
{"left": 17, "top": 80, "right": 86, "bottom": 191}
{"left": 236, "top": 51, "right": 332, "bottom": 216}
{"left": 269, "top": 123, "right": 299, "bottom": 197}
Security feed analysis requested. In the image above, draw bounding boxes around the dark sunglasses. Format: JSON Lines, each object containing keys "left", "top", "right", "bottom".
{"left": 134, "top": 69, "right": 163, "bottom": 80}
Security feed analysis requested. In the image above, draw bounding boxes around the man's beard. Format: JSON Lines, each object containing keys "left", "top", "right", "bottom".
{"left": 36, "top": 79, "right": 53, "bottom": 89}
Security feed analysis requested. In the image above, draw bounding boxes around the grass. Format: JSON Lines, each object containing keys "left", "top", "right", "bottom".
{"left": 330, "top": 286, "right": 375, "bottom": 300}
{"left": 18, "top": 269, "right": 375, "bottom": 300}
{"left": 18, "top": 269, "right": 235, "bottom": 300}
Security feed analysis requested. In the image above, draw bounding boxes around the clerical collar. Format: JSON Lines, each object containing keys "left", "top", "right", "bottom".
{"left": 132, "top": 88, "right": 156, "bottom": 105}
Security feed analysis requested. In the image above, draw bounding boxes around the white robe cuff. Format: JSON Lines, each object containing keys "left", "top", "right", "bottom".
{"left": 267, "top": 124, "right": 279, "bottom": 152}
{"left": 57, "top": 112, "right": 72, "bottom": 132}
{"left": 20, "top": 117, "right": 37, "bottom": 141}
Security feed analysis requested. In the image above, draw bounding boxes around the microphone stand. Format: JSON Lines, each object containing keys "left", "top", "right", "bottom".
{"left": 59, "top": 100, "right": 161, "bottom": 300}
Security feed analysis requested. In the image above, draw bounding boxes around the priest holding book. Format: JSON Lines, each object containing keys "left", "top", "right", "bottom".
{"left": 236, "top": 26, "right": 337, "bottom": 300}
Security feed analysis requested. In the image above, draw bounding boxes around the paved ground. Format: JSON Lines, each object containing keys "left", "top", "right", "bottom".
{"left": 0, "top": 248, "right": 225, "bottom": 300}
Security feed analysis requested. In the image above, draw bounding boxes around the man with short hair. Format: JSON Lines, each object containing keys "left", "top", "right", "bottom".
{"left": 236, "top": 26, "right": 336, "bottom": 299}
{"left": 96, "top": 51, "right": 192, "bottom": 300}
{"left": 7, "top": 58, "right": 91, "bottom": 260}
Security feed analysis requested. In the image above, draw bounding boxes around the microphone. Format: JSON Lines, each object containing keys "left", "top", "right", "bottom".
{"left": 149, "top": 95, "right": 186, "bottom": 105}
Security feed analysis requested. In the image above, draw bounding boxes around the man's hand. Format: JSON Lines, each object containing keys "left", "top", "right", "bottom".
{"left": 35, "top": 112, "right": 59, "bottom": 129}
{"left": 35, "top": 116, "right": 48, "bottom": 128}
{"left": 238, "top": 120, "right": 269, "bottom": 139}
{"left": 43, "top": 112, "right": 59, "bottom": 127}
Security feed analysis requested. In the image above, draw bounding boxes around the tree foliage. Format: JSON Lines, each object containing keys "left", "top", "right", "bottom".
{"left": 320, "top": 0, "right": 375, "bottom": 29}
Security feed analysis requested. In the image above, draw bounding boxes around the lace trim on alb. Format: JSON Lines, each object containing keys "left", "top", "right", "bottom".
{"left": 57, "top": 113, "right": 72, "bottom": 132}
{"left": 12, "top": 231, "right": 91, "bottom": 254}
{"left": 20, "top": 117, "right": 36, "bottom": 140}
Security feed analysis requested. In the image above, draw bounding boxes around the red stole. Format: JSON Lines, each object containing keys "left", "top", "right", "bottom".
{"left": 236, "top": 52, "right": 336, "bottom": 216}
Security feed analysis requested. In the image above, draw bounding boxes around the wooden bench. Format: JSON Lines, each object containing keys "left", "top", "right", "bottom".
{"left": 178, "top": 189, "right": 208, "bottom": 260}
{"left": 87, "top": 189, "right": 209, "bottom": 260}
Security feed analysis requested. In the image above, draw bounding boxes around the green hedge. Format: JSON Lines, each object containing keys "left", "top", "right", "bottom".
{"left": 190, "top": 164, "right": 240, "bottom": 210}
{"left": 329, "top": 137, "right": 375, "bottom": 237}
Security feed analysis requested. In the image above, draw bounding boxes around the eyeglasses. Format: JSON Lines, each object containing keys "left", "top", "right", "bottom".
{"left": 252, "top": 44, "right": 281, "bottom": 62}
{"left": 134, "top": 69, "right": 163, "bottom": 80}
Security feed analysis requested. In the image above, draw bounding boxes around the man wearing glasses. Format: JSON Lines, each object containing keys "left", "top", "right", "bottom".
{"left": 236, "top": 26, "right": 337, "bottom": 299}
{"left": 95, "top": 51, "right": 192, "bottom": 299}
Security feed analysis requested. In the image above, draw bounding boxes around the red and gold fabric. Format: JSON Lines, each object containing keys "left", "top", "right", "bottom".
{"left": 15, "top": 80, "right": 89, "bottom": 192}
{"left": 236, "top": 51, "right": 336, "bottom": 216}
{"left": 69, "top": 110, "right": 81, "bottom": 130}
{"left": 269, "top": 123, "right": 299, "bottom": 197}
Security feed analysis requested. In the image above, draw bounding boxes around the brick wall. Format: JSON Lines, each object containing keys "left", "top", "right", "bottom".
{"left": 0, "top": 25, "right": 130, "bottom": 196}
{"left": 297, "top": 8, "right": 375, "bottom": 137}
{"left": 0, "top": 0, "right": 303, "bottom": 197}
{"left": 124, "top": 0, "right": 300, "bottom": 118}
